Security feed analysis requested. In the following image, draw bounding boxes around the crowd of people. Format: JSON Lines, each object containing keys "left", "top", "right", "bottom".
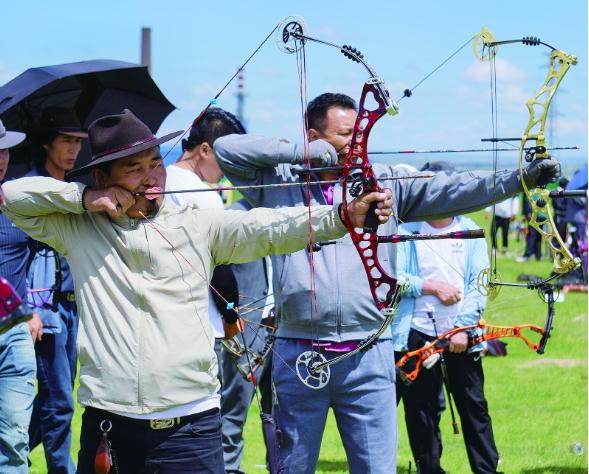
{"left": 0, "top": 88, "right": 567, "bottom": 474}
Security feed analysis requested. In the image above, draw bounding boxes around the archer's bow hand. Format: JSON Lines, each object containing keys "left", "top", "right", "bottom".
{"left": 343, "top": 188, "right": 392, "bottom": 228}
{"left": 293, "top": 139, "right": 338, "bottom": 167}
{"left": 521, "top": 156, "right": 562, "bottom": 187}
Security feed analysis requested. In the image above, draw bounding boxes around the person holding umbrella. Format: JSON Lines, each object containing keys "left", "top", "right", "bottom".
{"left": 0, "top": 119, "right": 37, "bottom": 474}
{"left": 25, "top": 107, "right": 87, "bottom": 473}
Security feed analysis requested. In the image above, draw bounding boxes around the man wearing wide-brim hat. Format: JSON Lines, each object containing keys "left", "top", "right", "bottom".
{"left": 0, "top": 109, "right": 393, "bottom": 472}
{"left": 24, "top": 106, "right": 88, "bottom": 474}
{"left": 0, "top": 119, "right": 38, "bottom": 474}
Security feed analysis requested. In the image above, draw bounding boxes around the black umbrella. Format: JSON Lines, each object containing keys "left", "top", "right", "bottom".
{"left": 0, "top": 59, "right": 176, "bottom": 177}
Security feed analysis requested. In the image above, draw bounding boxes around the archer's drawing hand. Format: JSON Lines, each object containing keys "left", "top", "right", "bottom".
{"left": 83, "top": 186, "right": 136, "bottom": 218}
{"left": 293, "top": 139, "right": 338, "bottom": 167}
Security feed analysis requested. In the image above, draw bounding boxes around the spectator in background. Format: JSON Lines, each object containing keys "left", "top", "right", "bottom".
{"left": 25, "top": 107, "right": 87, "bottom": 474}
{"left": 0, "top": 119, "right": 37, "bottom": 474}
{"left": 164, "top": 109, "right": 274, "bottom": 472}
{"left": 393, "top": 211, "right": 500, "bottom": 474}
{"left": 553, "top": 177, "right": 569, "bottom": 241}
{"left": 516, "top": 198, "right": 543, "bottom": 263}
{"left": 566, "top": 164, "right": 588, "bottom": 242}
{"left": 485, "top": 196, "right": 519, "bottom": 255}
{"left": 165, "top": 107, "right": 246, "bottom": 367}
{"left": 565, "top": 164, "right": 588, "bottom": 279}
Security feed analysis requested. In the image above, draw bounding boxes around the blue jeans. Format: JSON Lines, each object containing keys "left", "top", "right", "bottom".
{"left": 29, "top": 302, "right": 77, "bottom": 474}
{"left": 272, "top": 338, "right": 397, "bottom": 474}
{"left": 76, "top": 407, "right": 224, "bottom": 473}
{"left": 0, "top": 323, "right": 36, "bottom": 473}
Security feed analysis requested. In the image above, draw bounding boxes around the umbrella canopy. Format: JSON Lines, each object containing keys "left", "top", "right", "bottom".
{"left": 0, "top": 59, "right": 176, "bottom": 177}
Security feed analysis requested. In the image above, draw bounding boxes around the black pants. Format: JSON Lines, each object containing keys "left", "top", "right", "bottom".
{"left": 396, "top": 329, "right": 499, "bottom": 474}
{"left": 77, "top": 407, "right": 224, "bottom": 474}
{"left": 490, "top": 216, "right": 510, "bottom": 250}
{"left": 524, "top": 226, "right": 543, "bottom": 259}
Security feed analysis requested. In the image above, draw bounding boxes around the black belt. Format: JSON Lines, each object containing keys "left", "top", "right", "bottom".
{"left": 86, "top": 407, "right": 219, "bottom": 430}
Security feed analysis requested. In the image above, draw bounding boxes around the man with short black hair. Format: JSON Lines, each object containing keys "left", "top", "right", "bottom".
{"left": 215, "top": 92, "right": 561, "bottom": 474}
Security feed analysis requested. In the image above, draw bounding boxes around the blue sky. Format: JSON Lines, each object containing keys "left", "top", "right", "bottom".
{"left": 1, "top": 0, "right": 586, "bottom": 173}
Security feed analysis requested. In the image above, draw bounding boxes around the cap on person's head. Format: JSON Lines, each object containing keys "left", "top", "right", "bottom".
{"left": 420, "top": 161, "right": 456, "bottom": 174}
{"left": 39, "top": 107, "right": 88, "bottom": 139}
{"left": 67, "top": 109, "right": 182, "bottom": 177}
{"left": 0, "top": 119, "right": 26, "bottom": 149}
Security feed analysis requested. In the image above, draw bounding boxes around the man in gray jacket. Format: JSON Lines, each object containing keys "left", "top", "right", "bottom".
{"left": 0, "top": 109, "right": 392, "bottom": 473}
{"left": 214, "top": 92, "right": 560, "bottom": 473}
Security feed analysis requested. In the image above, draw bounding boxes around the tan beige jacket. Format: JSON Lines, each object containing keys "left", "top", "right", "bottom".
{"left": 1, "top": 177, "right": 346, "bottom": 413}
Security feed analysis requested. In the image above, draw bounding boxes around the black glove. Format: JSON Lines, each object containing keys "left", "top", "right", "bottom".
{"left": 521, "top": 156, "right": 561, "bottom": 187}
{"left": 293, "top": 139, "right": 338, "bottom": 167}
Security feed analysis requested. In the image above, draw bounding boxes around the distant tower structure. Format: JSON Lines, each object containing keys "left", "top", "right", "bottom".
{"left": 141, "top": 27, "right": 151, "bottom": 73}
{"left": 235, "top": 69, "right": 247, "bottom": 131}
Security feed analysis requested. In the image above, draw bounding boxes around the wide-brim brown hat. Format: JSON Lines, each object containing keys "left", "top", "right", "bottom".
{"left": 68, "top": 109, "right": 182, "bottom": 178}
{"left": 39, "top": 107, "right": 88, "bottom": 138}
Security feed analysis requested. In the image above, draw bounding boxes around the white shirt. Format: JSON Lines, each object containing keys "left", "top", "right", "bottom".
{"left": 485, "top": 197, "right": 518, "bottom": 219}
{"left": 165, "top": 165, "right": 224, "bottom": 209}
{"left": 411, "top": 220, "right": 466, "bottom": 337}
{"left": 166, "top": 164, "right": 225, "bottom": 338}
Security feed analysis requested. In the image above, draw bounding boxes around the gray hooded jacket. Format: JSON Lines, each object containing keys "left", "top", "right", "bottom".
{"left": 215, "top": 134, "right": 521, "bottom": 342}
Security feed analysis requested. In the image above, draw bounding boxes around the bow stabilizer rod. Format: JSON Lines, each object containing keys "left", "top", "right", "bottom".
{"left": 311, "top": 229, "right": 485, "bottom": 250}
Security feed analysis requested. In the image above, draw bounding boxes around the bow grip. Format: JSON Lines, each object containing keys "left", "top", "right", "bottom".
{"left": 363, "top": 201, "right": 380, "bottom": 233}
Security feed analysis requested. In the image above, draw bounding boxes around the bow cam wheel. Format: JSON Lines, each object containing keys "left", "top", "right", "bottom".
{"left": 477, "top": 267, "right": 501, "bottom": 301}
{"left": 473, "top": 27, "right": 497, "bottom": 62}
{"left": 275, "top": 16, "right": 307, "bottom": 54}
{"left": 295, "top": 350, "right": 330, "bottom": 389}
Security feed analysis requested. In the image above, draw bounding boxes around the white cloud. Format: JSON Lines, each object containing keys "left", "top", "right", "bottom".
{"left": 552, "top": 117, "right": 587, "bottom": 134}
{"left": 176, "top": 84, "right": 222, "bottom": 112}
{"left": 463, "top": 57, "right": 526, "bottom": 83}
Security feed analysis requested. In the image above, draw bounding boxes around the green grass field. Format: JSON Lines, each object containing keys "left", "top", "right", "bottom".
{"left": 29, "top": 212, "right": 588, "bottom": 473}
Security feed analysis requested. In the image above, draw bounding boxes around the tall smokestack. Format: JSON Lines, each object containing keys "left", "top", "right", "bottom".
{"left": 141, "top": 27, "right": 151, "bottom": 73}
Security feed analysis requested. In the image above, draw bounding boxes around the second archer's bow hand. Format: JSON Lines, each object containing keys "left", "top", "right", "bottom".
{"left": 521, "top": 156, "right": 562, "bottom": 188}
{"left": 342, "top": 188, "right": 393, "bottom": 228}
